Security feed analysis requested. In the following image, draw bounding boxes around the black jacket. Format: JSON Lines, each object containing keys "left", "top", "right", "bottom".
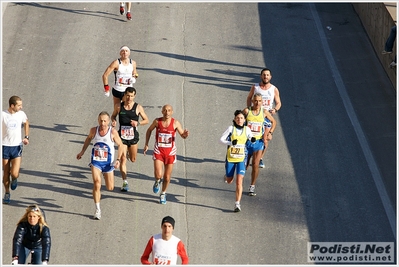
{"left": 12, "top": 221, "right": 51, "bottom": 262}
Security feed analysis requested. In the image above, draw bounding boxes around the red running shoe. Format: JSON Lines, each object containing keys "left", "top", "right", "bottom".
{"left": 120, "top": 6, "right": 125, "bottom": 15}
{"left": 126, "top": 12, "right": 132, "bottom": 20}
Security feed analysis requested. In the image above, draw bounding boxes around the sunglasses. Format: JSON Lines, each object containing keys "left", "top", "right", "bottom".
{"left": 27, "top": 205, "right": 40, "bottom": 212}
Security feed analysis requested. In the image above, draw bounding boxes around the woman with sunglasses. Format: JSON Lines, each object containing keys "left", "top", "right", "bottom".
{"left": 12, "top": 204, "right": 51, "bottom": 265}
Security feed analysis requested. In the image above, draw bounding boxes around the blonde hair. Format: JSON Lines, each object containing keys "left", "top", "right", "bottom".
{"left": 17, "top": 204, "right": 49, "bottom": 233}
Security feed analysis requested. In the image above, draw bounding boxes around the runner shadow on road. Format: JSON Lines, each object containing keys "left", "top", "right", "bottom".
{"left": 13, "top": 2, "right": 126, "bottom": 22}
{"left": 30, "top": 123, "right": 87, "bottom": 138}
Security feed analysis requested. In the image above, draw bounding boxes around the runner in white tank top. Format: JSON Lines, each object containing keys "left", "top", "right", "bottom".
{"left": 245, "top": 68, "right": 282, "bottom": 171}
{"left": 102, "top": 45, "right": 138, "bottom": 107}
{"left": 253, "top": 83, "right": 276, "bottom": 111}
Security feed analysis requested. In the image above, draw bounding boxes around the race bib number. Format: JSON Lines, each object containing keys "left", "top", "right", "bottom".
{"left": 262, "top": 97, "right": 272, "bottom": 110}
{"left": 154, "top": 256, "right": 171, "bottom": 265}
{"left": 93, "top": 146, "right": 108, "bottom": 162}
{"left": 248, "top": 121, "right": 262, "bottom": 134}
{"left": 229, "top": 144, "right": 245, "bottom": 159}
{"left": 121, "top": 126, "right": 134, "bottom": 140}
{"left": 157, "top": 133, "right": 172, "bottom": 148}
{"left": 117, "top": 76, "right": 133, "bottom": 86}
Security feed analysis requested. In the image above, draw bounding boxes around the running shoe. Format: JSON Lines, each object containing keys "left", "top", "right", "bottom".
{"left": 11, "top": 178, "right": 18, "bottom": 190}
{"left": 126, "top": 12, "right": 132, "bottom": 20}
{"left": 153, "top": 179, "right": 161, "bottom": 194}
{"left": 121, "top": 180, "right": 129, "bottom": 192}
{"left": 94, "top": 209, "right": 101, "bottom": 220}
{"left": 3, "top": 193, "right": 10, "bottom": 204}
{"left": 120, "top": 5, "right": 125, "bottom": 15}
{"left": 234, "top": 203, "right": 241, "bottom": 212}
{"left": 160, "top": 193, "right": 167, "bottom": 204}
{"left": 248, "top": 185, "right": 256, "bottom": 196}
{"left": 259, "top": 159, "right": 265, "bottom": 168}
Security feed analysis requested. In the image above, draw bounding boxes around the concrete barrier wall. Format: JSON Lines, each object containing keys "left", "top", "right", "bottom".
{"left": 352, "top": 3, "right": 397, "bottom": 90}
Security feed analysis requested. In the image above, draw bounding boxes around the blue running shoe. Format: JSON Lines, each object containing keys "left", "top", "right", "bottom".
{"left": 259, "top": 159, "right": 265, "bottom": 168}
{"left": 153, "top": 179, "right": 161, "bottom": 194}
{"left": 3, "top": 193, "right": 10, "bottom": 204}
{"left": 11, "top": 179, "right": 18, "bottom": 190}
{"left": 160, "top": 193, "right": 166, "bottom": 204}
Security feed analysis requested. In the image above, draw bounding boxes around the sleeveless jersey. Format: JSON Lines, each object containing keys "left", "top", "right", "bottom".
{"left": 153, "top": 118, "right": 176, "bottom": 156}
{"left": 118, "top": 102, "right": 139, "bottom": 140}
{"left": 91, "top": 126, "right": 115, "bottom": 166}
{"left": 113, "top": 58, "right": 134, "bottom": 92}
{"left": 226, "top": 126, "right": 248, "bottom": 163}
{"left": 246, "top": 107, "right": 264, "bottom": 140}
{"left": 254, "top": 83, "right": 275, "bottom": 111}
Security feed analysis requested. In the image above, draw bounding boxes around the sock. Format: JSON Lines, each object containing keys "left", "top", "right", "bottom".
{"left": 235, "top": 201, "right": 240, "bottom": 205}
{"left": 95, "top": 203, "right": 100, "bottom": 211}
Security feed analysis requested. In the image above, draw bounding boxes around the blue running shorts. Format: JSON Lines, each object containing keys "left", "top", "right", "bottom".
{"left": 246, "top": 139, "right": 264, "bottom": 156}
{"left": 3, "top": 145, "right": 23, "bottom": 160}
{"left": 264, "top": 117, "right": 272, "bottom": 128}
{"left": 89, "top": 162, "right": 115, "bottom": 173}
{"left": 225, "top": 161, "right": 246, "bottom": 177}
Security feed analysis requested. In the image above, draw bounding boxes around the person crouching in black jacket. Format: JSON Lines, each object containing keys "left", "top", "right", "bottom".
{"left": 12, "top": 204, "right": 51, "bottom": 265}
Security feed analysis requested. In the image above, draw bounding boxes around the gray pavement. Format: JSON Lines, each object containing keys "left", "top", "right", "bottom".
{"left": 2, "top": 2, "right": 396, "bottom": 265}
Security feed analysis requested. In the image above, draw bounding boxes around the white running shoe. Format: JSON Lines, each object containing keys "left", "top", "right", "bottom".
{"left": 234, "top": 203, "right": 241, "bottom": 212}
{"left": 94, "top": 209, "right": 101, "bottom": 220}
{"left": 248, "top": 185, "right": 256, "bottom": 196}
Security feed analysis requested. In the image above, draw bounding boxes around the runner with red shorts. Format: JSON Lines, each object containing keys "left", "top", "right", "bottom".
{"left": 143, "top": 105, "right": 189, "bottom": 204}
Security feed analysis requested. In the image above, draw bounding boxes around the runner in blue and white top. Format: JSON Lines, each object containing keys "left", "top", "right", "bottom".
{"left": 76, "top": 111, "right": 125, "bottom": 220}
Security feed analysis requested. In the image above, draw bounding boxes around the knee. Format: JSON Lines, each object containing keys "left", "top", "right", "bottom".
{"left": 10, "top": 171, "right": 19, "bottom": 179}
{"left": 93, "top": 181, "right": 101, "bottom": 191}
{"left": 106, "top": 185, "right": 114, "bottom": 191}
{"left": 252, "top": 161, "right": 259, "bottom": 168}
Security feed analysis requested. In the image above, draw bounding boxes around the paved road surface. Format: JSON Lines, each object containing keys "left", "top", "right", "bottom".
{"left": 2, "top": 3, "right": 396, "bottom": 265}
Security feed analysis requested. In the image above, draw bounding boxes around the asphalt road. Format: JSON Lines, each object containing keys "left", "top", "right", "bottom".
{"left": 2, "top": 2, "right": 396, "bottom": 265}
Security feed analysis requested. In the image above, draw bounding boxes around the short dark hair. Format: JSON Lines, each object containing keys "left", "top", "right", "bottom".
{"left": 234, "top": 109, "right": 244, "bottom": 117}
{"left": 261, "top": 68, "right": 272, "bottom": 76}
{"left": 125, "top": 87, "right": 136, "bottom": 95}
{"left": 9, "top": 96, "right": 21, "bottom": 107}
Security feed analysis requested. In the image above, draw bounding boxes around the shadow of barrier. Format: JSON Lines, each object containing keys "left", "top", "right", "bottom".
{"left": 352, "top": 3, "right": 397, "bottom": 90}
